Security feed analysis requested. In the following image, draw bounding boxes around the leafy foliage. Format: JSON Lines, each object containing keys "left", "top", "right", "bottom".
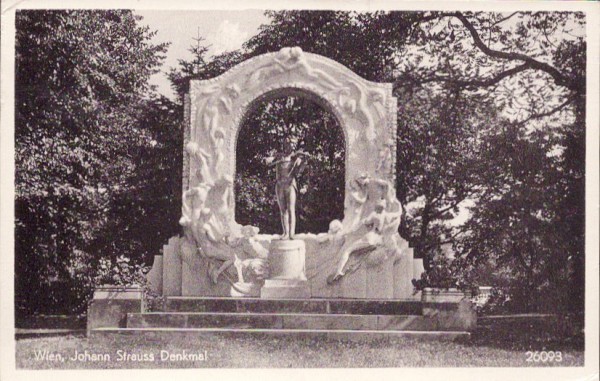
{"left": 94, "top": 255, "right": 163, "bottom": 312}
{"left": 375, "top": 11, "right": 584, "bottom": 313}
{"left": 411, "top": 255, "right": 478, "bottom": 292}
{"left": 167, "top": 39, "right": 246, "bottom": 101}
{"left": 235, "top": 96, "right": 345, "bottom": 234}
{"left": 244, "top": 11, "right": 422, "bottom": 83}
{"left": 396, "top": 87, "right": 498, "bottom": 270}
{"left": 15, "top": 10, "right": 172, "bottom": 316}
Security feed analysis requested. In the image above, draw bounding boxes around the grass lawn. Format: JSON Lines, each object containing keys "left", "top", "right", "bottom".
{"left": 15, "top": 317, "right": 584, "bottom": 369}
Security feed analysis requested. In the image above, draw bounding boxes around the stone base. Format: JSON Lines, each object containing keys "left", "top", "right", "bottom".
{"left": 86, "top": 285, "right": 143, "bottom": 336}
{"left": 146, "top": 255, "right": 163, "bottom": 295}
{"left": 421, "top": 287, "right": 470, "bottom": 303}
{"left": 148, "top": 233, "right": 424, "bottom": 299}
{"left": 230, "top": 282, "right": 262, "bottom": 297}
{"left": 260, "top": 279, "right": 311, "bottom": 299}
{"left": 418, "top": 288, "right": 477, "bottom": 331}
{"left": 127, "top": 296, "right": 475, "bottom": 332}
{"left": 268, "top": 239, "right": 307, "bottom": 280}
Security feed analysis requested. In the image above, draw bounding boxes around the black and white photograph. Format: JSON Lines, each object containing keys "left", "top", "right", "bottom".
{"left": 1, "top": 1, "right": 598, "bottom": 379}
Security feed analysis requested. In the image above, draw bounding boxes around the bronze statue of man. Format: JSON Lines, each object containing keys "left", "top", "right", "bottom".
{"left": 268, "top": 141, "right": 309, "bottom": 240}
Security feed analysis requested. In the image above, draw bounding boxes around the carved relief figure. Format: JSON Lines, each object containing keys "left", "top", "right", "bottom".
{"left": 327, "top": 176, "right": 403, "bottom": 284}
{"left": 193, "top": 81, "right": 241, "bottom": 173}
{"left": 376, "top": 138, "right": 395, "bottom": 177}
{"left": 229, "top": 225, "right": 269, "bottom": 284}
{"left": 344, "top": 173, "right": 370, "bottom": 232}
{"left": 327, "top": 199, "right": 387, "bottom": 284}
{"left": 186, "top": 142, "right": 212, "bottom": 185}
{"left": 369, "top": 88, "right": 387, "bottom": 119}
{"left": 248, "top": 47, "right": 343, "bottom": 91}
{"left": 347, "top": 80, "right": 376, "bottom": 141}
{"left": 218, "top": 84, "right": 241, "bottom": 113}
{"left": 336, "top": 80, "right": 381, "bottom": 142}
{"left": 230, "top": 225, "right": 269, "bottom": 259}
{"left": 180, "top": 185, "right": 210, "bottom": 229}
{"left": 179, "top": 173, "right": 246, "bottom": 285}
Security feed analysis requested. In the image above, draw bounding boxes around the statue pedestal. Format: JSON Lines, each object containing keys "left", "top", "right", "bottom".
{"left": 261, "top": 239, "right": 311, "bottom": 299}
{"left": 230, "top": 282, "right": 261, "bottom": 297}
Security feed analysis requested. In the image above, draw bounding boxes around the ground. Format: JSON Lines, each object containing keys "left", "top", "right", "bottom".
{"left": 15, "top": 316, "right": 584, "bottom": 368}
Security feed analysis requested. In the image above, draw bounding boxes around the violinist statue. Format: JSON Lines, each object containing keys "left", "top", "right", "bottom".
{"left": 266, "top": 140, "right": 310, "bottom": 240}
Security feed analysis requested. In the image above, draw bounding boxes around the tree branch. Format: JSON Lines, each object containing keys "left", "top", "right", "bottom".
{"left": 395, "top": 63, "right": 533, "bottom": 92}
{"left": 451, "top": 12, "right": 573, "bottom": 90}
{"left": 515, "top": 95, "right": 574, "bottom": 126}
{"left": 491, "top": 12, "right": 519, "bottom": 26}
{"left": 430, "top": 191, "right": 474, "bottom": 220}
{"left": 400, "top": 12, "right": 577, "bottom": 93}
{"left": 439, "top": 230, "right": 465, "bottom": 246}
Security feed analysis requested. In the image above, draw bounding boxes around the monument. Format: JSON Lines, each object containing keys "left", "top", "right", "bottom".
{"left": 89, "top": 47, "right": 476, "bottom": 339}
{"left": 145, "top": 46, "right": 425, "bottom": 299}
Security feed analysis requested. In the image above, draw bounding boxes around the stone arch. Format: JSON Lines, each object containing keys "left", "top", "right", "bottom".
{"left": 185, "top": 47, "right": 398, "bottom": 231}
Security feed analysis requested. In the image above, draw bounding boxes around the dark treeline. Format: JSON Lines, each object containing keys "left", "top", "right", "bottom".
{"left": 15, "top": 10, "right": 585, "bottom": 317}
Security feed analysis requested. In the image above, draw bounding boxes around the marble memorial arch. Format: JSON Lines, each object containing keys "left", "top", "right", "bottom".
{"left": 147, "top": 47, "right": 425, "bottom": 299}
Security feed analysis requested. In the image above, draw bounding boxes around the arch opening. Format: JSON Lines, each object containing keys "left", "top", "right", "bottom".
{"left": 234, "top": 90, "right": 346, "bottom": 234}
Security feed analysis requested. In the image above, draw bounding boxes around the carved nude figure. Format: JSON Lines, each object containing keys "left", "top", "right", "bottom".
{"left": 344, "top": 173, "right": 370, "bottom": 232}
{"left": 347, "top": 80, "right": 376, "bottom": 141}
{"left": 376, "top": 138, "right": 395, "bottom": 176}
{"left": 218, "top": 84, "right": 241, "bottom": 113}
{"left": 186, "top": 142, "right": 212, "bottom": 185}
{"left": 327, "top": 200, "right": 387, "bottom": 284}
{"left": 369, "top": 89, "right": 387, "bottom": 119}
{"left": 327, "top": 178, "right": 403, "bottom": 284}
{"left": 248, "top": 47, "right": 343, "bottom": 91}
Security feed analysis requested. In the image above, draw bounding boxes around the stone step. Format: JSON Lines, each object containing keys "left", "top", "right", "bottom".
{"left": 90, "top": 327, "right": 469, "bottom": 342}
{"left": 165, "top": 297, "right": 422, "bottom": 315}
{"left": 127, "top": 312, "right": 447, "bottom": 331}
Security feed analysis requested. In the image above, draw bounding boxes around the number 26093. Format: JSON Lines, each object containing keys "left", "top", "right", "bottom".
{"left": 525, "top": 351, "right": 562, "bottom": 362}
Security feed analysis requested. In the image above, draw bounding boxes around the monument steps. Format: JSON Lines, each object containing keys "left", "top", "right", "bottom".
{"left": 126, "top": 311, "right": 436, "bottom": 331}
{"left": 87, "top": 295, "right": 475, "bottom": 340}
{"left": 114, "top": 297, "right": 473, "bottom": 337}
{"left": 164, "top": 296, "right": 423, "bottom": 315}
{"left": 89, "top": 327, "right": 469, "bottom": 342}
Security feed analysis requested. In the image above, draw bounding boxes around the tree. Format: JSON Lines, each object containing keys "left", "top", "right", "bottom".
{"left": 397, "top": 11, "right": 585, "bottom": 311}
{"left": 456, "top": 123, "right": 570, "bottom": 312}
{"left": 15, "top": 10, "right": 169, "bottom": 315}
{"left": 244, "top": 10, "right": 422, "bottom": 83}
{"left": 235, "top": 95, "right": 345, "bottom": 234}
{"left": 396, "top": 86, "right": 498, "bottom": 270}
{"left": 167, "top": 38, "right": 247, "bottom": 102}
{"left": 94, "top": 95, "right": 183, "bottom": 268}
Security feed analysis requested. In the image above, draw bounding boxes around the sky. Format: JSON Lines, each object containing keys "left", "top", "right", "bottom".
{"left": 136, "top": 10, "right": 270, "bottom": 100}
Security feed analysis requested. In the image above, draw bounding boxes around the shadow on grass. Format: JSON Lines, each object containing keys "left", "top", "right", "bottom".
{"left": 457, "top": 314, "right": 584, "bottom": 352}
{"left": 16, "top": 315, "right": 86, "bottom": 330}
